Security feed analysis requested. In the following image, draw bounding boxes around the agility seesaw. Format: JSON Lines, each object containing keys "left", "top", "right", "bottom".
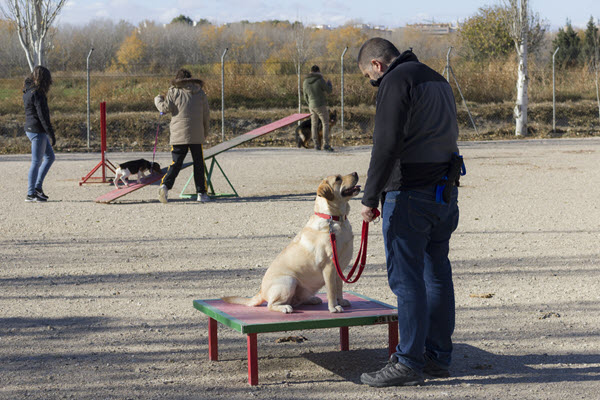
{"left": 94, "top": 113, "right": 310, "bottom": 204}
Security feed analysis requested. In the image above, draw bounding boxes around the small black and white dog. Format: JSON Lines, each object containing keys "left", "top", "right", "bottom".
{"left": 114, "top": 159, "right": 161, "bottom": 188}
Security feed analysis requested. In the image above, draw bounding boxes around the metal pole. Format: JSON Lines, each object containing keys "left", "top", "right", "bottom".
{"left": 221, "top": 48, "right": 228, "bottom": 142}
{"left": 552, "top": 46, "right": 560, "bottom": 133}
{"left": 297, "top": 64, "right": 301, "bottom": 114}
{"left": 445, "top": 47, "right": 478, "bottom": 135}
{"left": 445, "top": 47, "right": 452, "bottom": 81}
{"left": 86, "top": 48, "right": 94, "bottom": 149}
{"left": 341, "top": 46, "right": 348, "bottom": 139}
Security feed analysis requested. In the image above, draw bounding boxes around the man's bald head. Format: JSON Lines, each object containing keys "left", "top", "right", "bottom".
{"left": 357, "top": 38, "right": 400, "bottom": 71}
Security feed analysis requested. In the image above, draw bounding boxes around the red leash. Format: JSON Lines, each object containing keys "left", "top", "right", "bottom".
{"left": 317, "top": 208, "right": 380, "bottom": 284}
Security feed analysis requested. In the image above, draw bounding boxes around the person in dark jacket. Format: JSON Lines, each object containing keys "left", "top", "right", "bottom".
{"left": 22, "top": 65, "right": 56, "bottom": 202}
{"left": 357, "top": 38, "right": 460, "bottom": 387}
{"left": 302, "top": 65, "right": 333, "bottom": 151}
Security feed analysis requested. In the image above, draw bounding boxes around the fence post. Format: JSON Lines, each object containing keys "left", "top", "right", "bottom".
{"left": 221, "top": 48, "right": 228, "bottom": 142}
{"left": 297, "top": 64, "right": 301, "bottom": 114}
{"left": 341, "top": 46, "right": 348, "bottom": 139}
{"left": 86, "top": 48, "right": 94, "bottom": 149}
{"left": 552, "top": 46, "right": 560, "bottom": 133}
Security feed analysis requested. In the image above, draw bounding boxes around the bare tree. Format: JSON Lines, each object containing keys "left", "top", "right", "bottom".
{"left": 292, "top": 21, "right": 310, "bottom": 113}
{"left": 505, "top": 0, "right": 529, "bottom": 136}
{"left": 1, "top": 0, "right": 67, "bottom": 71}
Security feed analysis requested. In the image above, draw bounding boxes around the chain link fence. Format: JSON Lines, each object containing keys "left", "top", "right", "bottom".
{"left": 1, "top": 51, "right": 599, "bottom": 154}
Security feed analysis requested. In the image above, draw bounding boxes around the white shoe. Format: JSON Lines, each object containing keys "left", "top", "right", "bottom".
{"left": 198, "top": 193, "right": 211, "bottom": 203}
{"left": 158, "top": 185, "right": 168, "bottom": 204}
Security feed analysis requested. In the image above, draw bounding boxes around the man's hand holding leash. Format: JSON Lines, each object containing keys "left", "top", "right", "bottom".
{"left": 361, "top": 205, "right": 379, "bottom": 223}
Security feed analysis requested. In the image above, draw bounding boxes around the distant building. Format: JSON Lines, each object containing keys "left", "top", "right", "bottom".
{"left": 405, "top": 23, "right": 458, "bottom": 35}
{"left": 311, "top": 24, "right": 333, "bottom": 30}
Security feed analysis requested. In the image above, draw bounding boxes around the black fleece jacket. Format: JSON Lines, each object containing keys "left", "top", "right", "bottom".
{"left": 23, "top": 78, "right": 55, "bottom": 142}
{"left": 361, "top": 50, "right": 459, "bottom": 208}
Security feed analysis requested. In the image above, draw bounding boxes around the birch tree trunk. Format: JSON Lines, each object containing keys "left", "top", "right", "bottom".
{"left": 514, "top": 37, "right": 528, "bottom": 136}
{"left": 507, "top": 0, "right": 530, "bottom": 136}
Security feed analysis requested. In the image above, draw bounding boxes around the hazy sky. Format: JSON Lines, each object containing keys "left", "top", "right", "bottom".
{"left": 60, "top": 0, "right": 597, "bottom": 30}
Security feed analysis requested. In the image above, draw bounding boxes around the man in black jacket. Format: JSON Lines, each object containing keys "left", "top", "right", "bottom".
{"left": 357, "top": 38, "right": 460, "bottom": 387}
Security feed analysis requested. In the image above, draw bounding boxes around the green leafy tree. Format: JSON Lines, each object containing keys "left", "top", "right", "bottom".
{"left": 459, "top": 6, "right": 513, "bottom": 60}
{"left": 581, "top": 16, "right": 599, "bottom": 66}
{"left": 170, "top": 14, "right": 193, "bottom": 26}
{"left": 459, "top": 4, "right": 546, "bottom": 61}
{"left": 553, "top": 20, "right": 581, "bottom": 68}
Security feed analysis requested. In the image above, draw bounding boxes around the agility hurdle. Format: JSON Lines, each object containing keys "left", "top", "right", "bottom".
{"left": 95, "top": 113, "right": 309, "bottom": 203}
{"left": 193, "top": 291, "right": 398, "bottom": 385}
{"left": 79, "top": 102, "right": 117, "bottom": 185}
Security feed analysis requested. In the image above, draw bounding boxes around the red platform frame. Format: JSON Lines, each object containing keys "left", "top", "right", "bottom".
{"left": 79, "top": 101, "right": 116, "bottom": 185}
{"left": 193, "top": 291, "right": 398, "bottom": 385}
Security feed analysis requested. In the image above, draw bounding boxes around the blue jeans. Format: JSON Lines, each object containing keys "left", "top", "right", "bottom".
{"left": 382, "top": 186, "right": 459, "bottom": 373}
{"left": 26, "top": 132, "right": 55, "bottom": 196}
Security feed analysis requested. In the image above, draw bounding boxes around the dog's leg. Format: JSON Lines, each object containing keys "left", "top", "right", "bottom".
{"left": 336, "top": 275, "right": 350, "bottom": 307}
{"left": 323, "top": 264, "right": 343, "bottom": 313}
{"left": 265, "top": 277, "right": 296, "bottom": 314}
{"left": 296, "top": 129, "right": 304, "bottom": 148}
{"left": 121, "top": 170, "right": 131, "bottom": 187}
{"left": 114, "top": 171, "right": 121, "bottom": 189}
{"left": 137, "top": 170, "right": 146, "bottom": 184}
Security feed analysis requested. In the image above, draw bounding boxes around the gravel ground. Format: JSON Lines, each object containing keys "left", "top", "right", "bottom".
{"left": 1, "top": 138, "right": 599, "bottom": 400}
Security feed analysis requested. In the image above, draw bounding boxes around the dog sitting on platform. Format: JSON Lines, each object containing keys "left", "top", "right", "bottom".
{"left": 222, "top": 172, "right": 360, "bottom": 314}
{"left": 114, "top": 159, "right": 161, "bottom": 188}
{"left": 295, "top": 110, "right": 337, "bottom": 149}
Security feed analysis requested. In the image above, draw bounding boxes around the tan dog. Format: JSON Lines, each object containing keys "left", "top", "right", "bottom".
{"left": 222, "top": 172, "right": 361, "bottom": 313}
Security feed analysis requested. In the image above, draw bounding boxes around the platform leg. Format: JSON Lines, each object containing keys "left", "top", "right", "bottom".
{"left": 340, "top": 326, "right": 349, "bottom": 351}
{"left": 388, "top": 321, "right": 398, "bottom": 356}
{"left": 208, "top": 318, "right": 218, "bottom": 361}
{"left": 247, "top": 333, "right": 258, "bottom": 385}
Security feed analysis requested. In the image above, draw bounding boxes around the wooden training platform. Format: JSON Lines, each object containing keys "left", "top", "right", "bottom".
{"left": 95, "top": 113, "right": 310, "bottom": 203}
{"left": 193, "top": 291, "right": 398, "bottom": 385}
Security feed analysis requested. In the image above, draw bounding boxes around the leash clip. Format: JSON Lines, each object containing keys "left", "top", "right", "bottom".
{"left": 328, "top": 218, "right": 335, "bottom": 233}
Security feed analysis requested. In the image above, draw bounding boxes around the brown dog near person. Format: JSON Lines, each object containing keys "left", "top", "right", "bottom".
{"left": 296, "top": 110, "right": 337, "bottom": 149}
{"left": 222, "top": 172, "right": 361, "bottom": 313}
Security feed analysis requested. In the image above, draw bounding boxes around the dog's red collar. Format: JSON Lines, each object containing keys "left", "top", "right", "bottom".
{"left": 314, "top": 212, "right": 346, "bottom": 221}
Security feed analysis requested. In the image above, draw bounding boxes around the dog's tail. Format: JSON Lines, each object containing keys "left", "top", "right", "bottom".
{"left": 222, "top": 293, "right": 264, "bottom": 307}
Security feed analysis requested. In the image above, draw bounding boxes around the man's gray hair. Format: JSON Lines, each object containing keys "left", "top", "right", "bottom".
{"left": 357, "top": 38, "right": 400, "bottom": 69}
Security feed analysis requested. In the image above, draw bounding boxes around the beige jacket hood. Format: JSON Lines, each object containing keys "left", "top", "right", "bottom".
{"left": 154, "top": 78, "right": 210, "bottom": 145}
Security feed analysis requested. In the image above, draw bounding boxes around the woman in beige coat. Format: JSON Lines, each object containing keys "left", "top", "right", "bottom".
{"left": 155, "top": 69, "right": 211, "bottom": 203}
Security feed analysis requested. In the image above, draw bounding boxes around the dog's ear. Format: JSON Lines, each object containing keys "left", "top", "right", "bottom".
{"left": 317, "top": 181, "right": 335, "bottom": 201}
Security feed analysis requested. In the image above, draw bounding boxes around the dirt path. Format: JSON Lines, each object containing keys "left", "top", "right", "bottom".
{"left": 1, "top": 138, "right": 599, "bottom": 399}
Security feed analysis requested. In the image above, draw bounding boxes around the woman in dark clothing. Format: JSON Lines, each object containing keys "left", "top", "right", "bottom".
{"left": 23, "top": 66, "right": 56, "bottom": 202}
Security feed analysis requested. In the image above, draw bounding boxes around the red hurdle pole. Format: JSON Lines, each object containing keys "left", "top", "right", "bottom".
{"left": 100, "top": 101, "right": 107, "bottom": 181}
{"left": 79, "top": 101, "right": 116, "bottom": 185}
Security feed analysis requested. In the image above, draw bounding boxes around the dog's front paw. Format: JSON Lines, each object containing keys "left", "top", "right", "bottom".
{"left": 329, "top": 305, "right": 344, "bottom": 313}
{"left": 271, "top": 304, "right": 293, "bottom": 313}
{"left": 339, "top": 299, "right": 351, "bottom": 307}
